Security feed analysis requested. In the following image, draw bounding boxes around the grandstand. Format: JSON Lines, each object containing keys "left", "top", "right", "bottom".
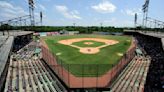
{"left": 111, "top": 56, "right": 151, "bottom": 92}
{"left": 0, "top": 30, "right": 163, "bottom": 92}
{"left": 0, "top": 31, "right": 33, "bottom": 91}
{"left": 0, "top": 0, "right": 164, "bottom": 91}
{"left": 135, "top": 32, "right": 164, "bottom": 92}
{"left": 4, "top": 42, "right": 66, "bottom": 92}
{"left": 123, "top": 30, "right": 164, "bottom": 92}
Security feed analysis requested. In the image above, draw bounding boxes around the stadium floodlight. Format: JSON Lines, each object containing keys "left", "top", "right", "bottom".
{"left": 40, "top": 12, "right": 42, "bottom": 26}
{"left": 28, "top": 0, "right": 35, "bottom": 26}
{"left": 142, "top": 0, "right": 149, "bottom": 12}
{"left": 134, "top": 13, "right": 137, "bottom": 25}
{"left": 29, "top": 0, "right": 34, "bottom": 8}
{"left": 134, "top": 13, "right": 138, "bottom": 31}
{"left": 142, "top": 0, "right": 150, "bottom": 27}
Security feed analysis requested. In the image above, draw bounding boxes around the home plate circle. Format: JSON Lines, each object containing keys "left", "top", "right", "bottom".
{"left": 79, "top": 48, "right": 100, "bottom": 54}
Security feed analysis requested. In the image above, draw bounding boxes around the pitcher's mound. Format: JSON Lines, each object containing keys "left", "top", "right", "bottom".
{"left": 79, "top": 48, "right": 99, "bottom": 54}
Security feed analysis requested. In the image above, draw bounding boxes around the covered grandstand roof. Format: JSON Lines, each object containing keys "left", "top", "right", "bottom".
{"left": 0, "top": 30, "right": 33, "bottom": 37}
{"left": 139, "top": 31, "right": 164, "bottom": 38}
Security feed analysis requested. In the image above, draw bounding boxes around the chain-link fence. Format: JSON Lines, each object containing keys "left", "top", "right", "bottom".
{"left": 41, "top": 42, "right": 136, "bottom": 89}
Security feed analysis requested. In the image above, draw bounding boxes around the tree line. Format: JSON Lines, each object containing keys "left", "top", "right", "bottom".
{"left": 0, "top": 25, "right": 123, "bottom": 33}
{"left": 0, "top": 24, "right": 163, "bottom": 33}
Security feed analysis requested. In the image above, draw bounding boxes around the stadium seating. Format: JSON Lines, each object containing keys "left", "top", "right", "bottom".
{"left": 111, "top": 56, "right": 151, "bottom": 92}
{"left": 4, "top": 42, "right": 66, "bottom": 92}
{"left": 135, "top": 35, "right": 164, "bottom": 91}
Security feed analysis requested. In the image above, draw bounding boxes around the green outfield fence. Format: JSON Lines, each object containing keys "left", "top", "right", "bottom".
{"left": 41, "top": 41, "right": 136, "bottom": 88}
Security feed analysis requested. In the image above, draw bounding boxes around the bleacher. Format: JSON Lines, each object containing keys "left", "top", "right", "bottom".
{"left": 4, "top": 42, "right": 66, "bottom": 92}
{"left": 110, "top": 56, "right": 151, "bottom": 92}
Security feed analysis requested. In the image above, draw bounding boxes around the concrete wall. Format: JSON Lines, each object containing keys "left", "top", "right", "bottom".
{"left": 161, "top": 38, "right": 164, "bottom": 51}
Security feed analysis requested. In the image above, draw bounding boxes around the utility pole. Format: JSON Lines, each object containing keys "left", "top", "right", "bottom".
{"left": 100, "top": 22, "right": 103, "bottom": 31}
{"left": 73, "top": 23, "right": 76, "bottom": 31}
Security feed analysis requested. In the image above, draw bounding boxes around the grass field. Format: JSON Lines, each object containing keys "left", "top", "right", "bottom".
{"left": 42, "top": 35, "right": 132, "bottom": 77}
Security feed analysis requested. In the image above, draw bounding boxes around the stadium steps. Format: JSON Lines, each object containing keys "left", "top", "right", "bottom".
{"left": 121, "top": 58, "right": 143, "bottom": 92}
{"left": 111, "top": 56, "right": 138, "bottom": 91}
{"left": 41, "top": 60, "right": 67, "bottom": 92}
{"left": 138, "top": 59, "right": 150, "bottom": 92}
{"left": 126, "top": 58, "right": 145, "bottom": 92}
{"left": 130, "top": 58, "right": 149, "bottom": 92}
{"left": 110, "top": 56, "right": 151, "bottom": 92}
{"left": 114, "top": 57, "right": 141, "bottom": 92}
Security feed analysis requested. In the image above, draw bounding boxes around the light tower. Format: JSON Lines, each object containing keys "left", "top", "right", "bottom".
{"left": 28, "top": 0, "right": 35, "bottom": 26}
{"left": 134, "top": 13, "right": 137, "bottom": 28}
{"left": 134, "top": 13, "right": 138, "bottom": 31}
{"left": 142, "top": 0, "right": 150, "bottom": 28}
{"left": 40, "top": 11, "right": 43, "bottom": 26}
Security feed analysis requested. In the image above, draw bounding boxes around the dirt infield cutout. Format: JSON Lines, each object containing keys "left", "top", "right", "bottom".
{"left": 58, "top": 38, "right": 119, "bottom": 54}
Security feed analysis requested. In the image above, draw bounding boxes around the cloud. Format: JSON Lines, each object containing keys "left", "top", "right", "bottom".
{"left": 123, "top": 8, "right": 142, "bottom": 16}
{"left": 91, "top": 0, "right": 116, "bottom": 13}
{"left": 55, "top": 5, "right": 82, "bottom": 19}
{"left": 0, "top": 1, "right": 28, "bottom": 21}
{"left": 38, "top": 4, "right": 46, "bottom": 11}
{"left": 104, "top": 18, "right": 117, "bottom": 23}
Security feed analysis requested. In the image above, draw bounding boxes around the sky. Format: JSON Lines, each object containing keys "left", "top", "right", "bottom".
{"left": 0, "top": 0, "right": 164, "bottom": 27}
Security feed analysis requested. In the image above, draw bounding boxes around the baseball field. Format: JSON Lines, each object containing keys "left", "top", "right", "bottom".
{"left": 42, "top": 35, "right": 132, "bottom": 77}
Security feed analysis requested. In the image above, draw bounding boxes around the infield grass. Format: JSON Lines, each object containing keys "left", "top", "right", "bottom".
{"left": 72, "top": 40, "right": 106, "bottom": 47}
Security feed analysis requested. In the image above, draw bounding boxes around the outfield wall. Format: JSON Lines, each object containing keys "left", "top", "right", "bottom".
{"left": 41, "top": 38, "right": 136, "bottom": 88}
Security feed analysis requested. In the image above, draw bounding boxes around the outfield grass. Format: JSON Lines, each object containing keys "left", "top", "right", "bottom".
{"left": 42, "top": 35, "right": 132, "bottom": 77}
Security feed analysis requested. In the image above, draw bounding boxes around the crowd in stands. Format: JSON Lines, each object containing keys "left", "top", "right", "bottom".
{"left": 135, "top": 34, "right": 164, "bottom": 92}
